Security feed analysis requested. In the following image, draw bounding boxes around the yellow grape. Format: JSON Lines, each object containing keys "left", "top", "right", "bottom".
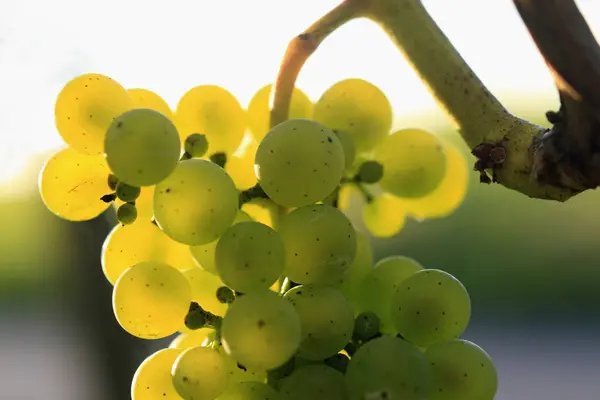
{"left": 402, "top": 143, "right": 469, "bottom": 220}
{"left": 172, "top": 346, "right": 231, "bottom": 400}
{"left": 105, "top": 108, "right": 181, "bottom": 187}
{"left": 128, "top": 88, "right": 174, "bottom": 119}
{"left": 131, "top": 348, "right": 183, "bottom": 400}
{"left": 226, "top": 154, "right": 257, "bottom": 191}
{"left": 55, "top": 73, "right": 133, "bottom": 154}
{"left": 175, "top": 85, "right": 246, "bottom": 155}
{"left": 113, "top": 261, "right": 191, "bottom": 339}
{"left": 113, "top": 185, "right": 155, "bottom": 221}
{"left": 183, "top": 267, "right": 228, "bottom": 317}
{"left": 313, "top": 78, "right": 392, "bottom": 153}
{"left": 375, "top": 128, "right": 446, "bottom": 198}
{"left": 39, "top": 147, "right": 111, "bottom": 221}
{"left": 169, "top": 328, "right": 212, "bottom": 349}
{"left": 362, "top": 194, "right": 406, "bottom": 238}
{"left": 241, "top": 198, "right": 278, "bottom": 229}
{"left": 247, "top": 83, "right": 313, "bottom": 142}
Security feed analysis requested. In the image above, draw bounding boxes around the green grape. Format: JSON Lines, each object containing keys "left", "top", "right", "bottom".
{"left": 402, "top": 143, "right": 469, "bottom": 220}
{"left": 54, "top": 73, "right": 133, "bottom": 154}
{"left": 117, "top": 203, "right": 137, "bottom": 225}
{"left": 190, "top": 210, "right": 253, "bottom": 274}
{"left": 131, "top": 348, "right": 183, "bottom": 400}
{"left": 172, "top": 346, "right": 230, "bottom": 400}
{"left": 114, "top": 185, "right": 155, "bottom": 220}
{"left": 280, "top": 364, "right": 348, "bottom": 400}
{"left": 216, "top": 286, "right": 236, "bottom": 304}
{"left": 183, "top": 267, "right": 228, "bottom": 317}
{"left": 105, "top": 108, "right": 181, "bottom": 187}
{"left": 175, "top": 85, "right": 246, "bottom": 155}
{"left": 313, "top": 78, "right": 392, "bottom": 154}
{"left": 217, "top": 381, "right": 279, "bottom": 400}
{"left": 116, "top": 182, "right": 141, "bottom": 202}
{"left": 216, "top": 221, "right": 285, "bottom": 293}
{"left": 154, "top": 159, "right": 238, "bottom": 245}
{"left": 254, "top": 119, "right": 345, "bottom": 208}
{"left": 333, "top": 130, "right": 356, "bottom": 170}
{"left": 108, "top": 174, "right": 119, "bottom": 190}
{"left": 102, "top": 220, "right": 180, "bottom": 285}
{"left": 279, "top": 204, "right": 356, "bottom": 285}
{"left": 362, "top": 194, "right": 406, "bottom": 238}
{"left": 390, "top": 269, "right": 471, "bottom": 347}
{"left": 112, "top": 261, "right": 191, "bottom": 339}
{"left": 345, "top": 335, "right": 431, "bottom": 400}
{"left": 359, "top": 256, "right": 422, "bottom": 334}
{"left": 333, "top": 231, "right": 373, "bottom": 311}
{"left": 128, "top": 88, "right": 174, "bottom": 119}
{"left": 38, "top": 147, "right": 111, "bottom": 221}
{"left": 357, "top": 161, "right": 384, "bottom": 184}
{"left": 169, "top": 328, "right": 212, "bottom": 349}
{"left": 353, "top": 312, "right": 380, "bottom": 341}
{"left": 219, "top": 347, "right": 268, "bottom": 384}
{"left": 425, "top": 339, "right": 498, "bottom": 400}
{"left": 247, "top": 83, "right": 313, "bottom": 142}
{"left": 375, "top": 128, "right": 446, "bottom": 198}
{"left": 221, "top": 290, "right": 301, "bottom": 370}
{"left": 284, "top": 285, "right": 354, "bottom": 360}
{"left": 184, "top": 133, "right": 209, "bottom": 158}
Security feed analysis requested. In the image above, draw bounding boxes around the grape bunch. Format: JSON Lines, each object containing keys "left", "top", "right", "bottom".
{"left": 39, "top": 73, "right": 495, "bottom": 400}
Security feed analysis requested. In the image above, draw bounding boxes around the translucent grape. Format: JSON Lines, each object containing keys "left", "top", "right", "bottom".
{"left": 183, "top": 267, "right": 228, "bottom": 317}
{"left": 247, "top": 83, "right": 313, "bottom": 142}
{"left": 216, "top": 221, "right": 285, "bottom": 293}
{"left": 114, "top": 185, "right": 155, "bottom": 220}
{"left": 333, "top": 130, "right": 356, "bottom": 170}
{"left": 55, "top": 73, "right": 133, "bottom": 154}
{"left": 425, "top": 339, "right": 498, "bottom": 400}
{"left": 116, "top": 182, "right": 141, "bottom": 202}
{"left": 38, "top": 147, "right": 111, "bottom": 221}
{"left": 190, "top": 211, "right": 253, "bottom": 274}
{"left": 154, "top": 159, "right": 238, "bottom": 245}
{"left": 402, "top": 143, "right": 469, "bottom": 220}
{"left": 169, "top": 328, "right": 212, "bottom": 349}
{"left": 131, "top": 348, "right": 183, "bottom": 400}
{"left": 221, "top": 290, "right": 301, "bottom": 370}
{"left": 184, "top": 133, "right": 209, "bottom": 158}
{"left": 333, "top": 231, "right": 373, "bottom": 311}
{"left": 254, "top": 119, "right": 345, "bottom": 208}
{"left": 345, "top": 335, "right": 431, "bottom": 400}
{"left": 284, "top": 285, "right": 354, "bottom": 360}
{"left": 359, "top": 256, "right": 422, "bottom": 334}
{"left": 279, "top": 204, "right": 356, "bottom": 285}
{"left": 172, "top": 346, "right": 230, "bottom": 400}
{"left": 105, "top": 108, "right": 181, "bottom": 187}
{"left": 357, "top": 161, "right": 383, "bottom": 184}
{"left": 390, "top": 269, "right": 471, "bottom": 347}
{"left": 113, "top": 261, "right": 191, "bottom": 339}
{"left": 362, "top": 194, "right": 406, "bottom": 238}
{"left": 280, "top": 364, "right": 348, "bottom": 400}
{"left": 313, "top": 78, "right": 392, "bottom": 153}
{"left": 241, "top": 199, "right": 278, "bottom": 228}
{"left": 217, "top": 381, "right": 278, "bottom": 400}
{"left": 375, "top": 128, "right": 446, "bottom": 198}
{"left": 128, "top": 88, "right": 174, "bottom": 119}
{"left": 226, "top": 154, "right": 257, "bottom": 190}
{"left": 117, "top": 203, "right": 137, "bottom": 225}
{"left": 175, "top": 85, "right": 246, "bottom": 155}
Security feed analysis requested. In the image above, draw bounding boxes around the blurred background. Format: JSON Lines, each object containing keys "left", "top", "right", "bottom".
{"left": 1, "top": 0, "right": 600, "bottom": 399}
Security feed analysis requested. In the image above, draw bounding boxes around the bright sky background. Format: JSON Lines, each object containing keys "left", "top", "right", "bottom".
{"left": 1, "top": 0, "right": 599, "bottom": 192}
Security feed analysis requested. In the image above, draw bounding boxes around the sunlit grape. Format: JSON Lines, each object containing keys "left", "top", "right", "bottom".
{"left": 183, "top": 267, "right": 228, "bottom": 317}
{"left": 172, "top": 346, "right": 230, "bottom": 400}
{"left": 55, "top": 73, "right": 133, "bottom": 154}
{"left": 362, "top": 194, "right": 406, "bottom": 238}
{"left": 131, "top": 348, "right": 183, "bottom": 399}
{"left": 169, "top": 328, "right": 212, "bottom": 349}
{"left": 128, "top": 88, "right": 174, "bottom": 119}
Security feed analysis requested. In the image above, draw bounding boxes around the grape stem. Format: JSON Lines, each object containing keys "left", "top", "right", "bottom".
{"left": 270, "top": 0, "right": 600, "bottom": 202}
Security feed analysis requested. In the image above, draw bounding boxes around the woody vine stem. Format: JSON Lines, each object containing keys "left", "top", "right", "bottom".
{"left": 270, "top": 0, "right": 600, "bottom": 203}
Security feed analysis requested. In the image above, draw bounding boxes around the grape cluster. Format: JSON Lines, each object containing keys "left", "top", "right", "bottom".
{"left": 39, "top": 73, "right": 494, "bottom": 399}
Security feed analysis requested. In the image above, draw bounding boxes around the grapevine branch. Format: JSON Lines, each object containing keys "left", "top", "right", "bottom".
{"left": 271, "top": 0, "right": 600, "bottom": 202}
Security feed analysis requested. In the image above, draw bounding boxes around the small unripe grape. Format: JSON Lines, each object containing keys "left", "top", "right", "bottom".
{"left": 357, "top": 161, "right": 384, "bottom": 183}
{"left": 185, "top": 133, "right": 209, "bottom": 158}
{"left": 117, "top": 203, "right": 137, "bottom": 225}
{"left": 115, "top": 182, "right": 141, "bottom": 202}
{"left": 216, "top": 286, "right": 235, "bottom": 304}
{"left": 107, "top": 174, "right": 119, "bottom": 191}
{"left": 353, "top": 311, "right": 381, "bottom": 341}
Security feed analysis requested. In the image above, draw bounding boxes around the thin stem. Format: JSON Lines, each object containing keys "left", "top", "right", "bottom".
{"left": 270, "top": 0, "right": 366, "bottom": 128}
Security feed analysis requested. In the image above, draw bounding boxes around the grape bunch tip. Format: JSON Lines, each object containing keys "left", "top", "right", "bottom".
{"left": 38, "top": 72, "right": 494, "bottom": 400}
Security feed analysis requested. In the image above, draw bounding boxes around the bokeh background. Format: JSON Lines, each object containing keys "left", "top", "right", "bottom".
{"left": 1, "top": 0, "right": 600, "bottom": 399}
